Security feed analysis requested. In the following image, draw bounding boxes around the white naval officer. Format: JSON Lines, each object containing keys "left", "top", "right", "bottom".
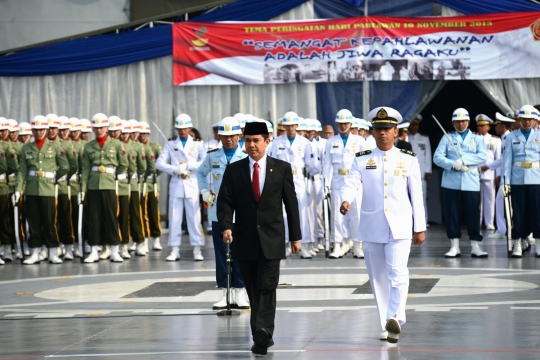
{"left": 340, "top": 106, "right": 426, "bottom": 344}
{"left": 406, "top": 115, "right": 432, "bottom": 225}
{"left": 270, "top": 111, "right": 316, "bottom": 258}
{"left": 476, "top": 114, "right": 501, "bottom": 231}
{"left": 433, "top": 108, "right": 488, "bottom": 258}
{"left": 323, "top": 109, "right": 367, "bottom": 259}
{"left": 487, "top": 112, "right": 515, "bottom": 239}
{"left": 156, "top": 114, "right": 206, "bottom": 261}
{"left": 307, "top": 119, "right": 326, "bottom": 251}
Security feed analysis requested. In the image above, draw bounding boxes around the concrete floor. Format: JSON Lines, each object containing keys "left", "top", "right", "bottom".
{"left": 1, "top": 225, "right": 539, "bottom": 359}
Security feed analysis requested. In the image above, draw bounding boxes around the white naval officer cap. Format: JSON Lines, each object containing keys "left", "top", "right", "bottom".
{"left": 358, "top": 119, "right": 370, "bottom": 131}
{"left": 517, "top": 105, "right": 539, "bottom": 119}
{"left": 367, "top": 107, "right": 403, "bottom": 128}
{"left": 494, "top": 112, "right": 516, "bottom": 124}
{"left": 411, "top": 114, "right": 423, "bottom": 125}
{"left": 475, "top": 114, "right": 493, "bottom": 126}
{"left": 397, "top": 122, "right": 410, "bottom": 130}
{"left": 452, "top": 108, "right": 470, "bottom": 121}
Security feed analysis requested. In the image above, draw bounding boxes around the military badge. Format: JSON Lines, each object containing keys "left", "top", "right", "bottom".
{"left": 213, "top": 174, "right": 219, "bottom": 180}
{"left": 366, "top": 158, "right": 377, "bottom": 169}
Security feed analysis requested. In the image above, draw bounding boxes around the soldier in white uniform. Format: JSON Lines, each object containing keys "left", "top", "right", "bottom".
{"left": 476, "top": 114, "right": 501, "bottom": 231}
{"left": 323, "top": 109, "right": 367, "bottom": 259}
{"left": 270, "top": 111, "right": 316, "bottom": 259}
{"left": 307, "top": 119, "right": 326, "bottom": 251}
{"left": 340, "top": 106, "right": 426, "bottom": 344}
{"left": 197, "top": 116, "right": 249, "bottom": 310}
{"left": 156, "top": 114, "right": 206, "bottom": 261}
{"left": 433, "top": 108, "right": 488, "bottom": 258}
{"left": 407, "top": 115, "right": 432, "bottom": 226}
{"left": 488, "top": 113, "right": 515, "bottom": 239}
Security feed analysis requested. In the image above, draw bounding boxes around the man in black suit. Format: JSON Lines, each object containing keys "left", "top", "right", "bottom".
{"left": 218, "top": 121, "right": 302, "bottom": 356}
{"left": 396, "top": 127, "right": 413, "bottom": 151}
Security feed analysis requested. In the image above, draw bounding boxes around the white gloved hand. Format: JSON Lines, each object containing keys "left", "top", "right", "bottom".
{"left": 201, "top": 189, "right": 215, "bottom": 206}
{"left": 502, "top": 184, "right": 511, "bottom": 197}
{"left": 460, "top": 165, "right": 469, "bottom": 172}
{"left": 174, "top": 166, "right": 183, "bottom": 176}
{"left": 78, "top": 192, "right": 85, "bottom": 205}
{"left": 11, "top": 191, "right": 20, "bottom": 206}
{"left": 452, "top": 159, "right": 464, "bottom": 171}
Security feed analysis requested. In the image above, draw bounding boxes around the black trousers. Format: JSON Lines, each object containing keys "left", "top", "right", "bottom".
{"left": 87, "top": 190, "right": 120, "bottom": 246}
{"left": 212, "top": 221, "right": 244, "bottom": 288}
{"left": 129, "top": 191, "right": 144, "bottom": 244}
{"left": 511, "top": 185, "right": 540, "bottom": 239}
{"left": 70, "top": 196, "right": 80, "bottom": 243}
{"left": 142, "top": 191, "right": 161, "bottom": 238}
{"left": 56, "top": 194, "right": 74, "bottom": 245}
{"left": 443, "top": 188, "right": 483, "bottom": 241}
{"left": 0, "top": 194, "right": 12, "bottom": 246}
{"left": 26, "top": 196, "right": 58, "bottom": 248}
{"left": 118, "top": 195, "right": 129, "bottom": 244}
{"left": 7, "top": 193, "right": 16, "bottom": 245}
{"left": 238, "top": 254, "right": 281, "bottom": 338}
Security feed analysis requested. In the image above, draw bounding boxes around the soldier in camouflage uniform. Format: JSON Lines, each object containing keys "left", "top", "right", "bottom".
{"left": 14, "top": 115, "right": 69, "bottom": 265}
{"left": 0, "top": 118, "right": 11, "bottom": 265}
{"left": 139, "top": 122, "right": 163, "bottom": 252}
{"left": 80, "top": 113, "right": 128, "bottom": 263}
{"left": 69, "top": 118, "right": 84, "bottom": 258}
{"left": 17, "top": 122, "right": 33, "bottom": 257}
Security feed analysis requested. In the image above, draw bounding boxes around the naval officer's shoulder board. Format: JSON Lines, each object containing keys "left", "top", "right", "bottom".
{"left": 206, "top": 148, "right": 219, "bottom": 154}
{"left": 400, "top": 149, "right": 416, "bottom": 157}
{"left": 355, "top": 150, "right": 372, "bottom": 157}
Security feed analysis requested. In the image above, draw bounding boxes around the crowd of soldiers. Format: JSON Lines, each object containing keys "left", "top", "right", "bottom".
{"left": 0, "top": 104, "right": 539, "bottom": 267}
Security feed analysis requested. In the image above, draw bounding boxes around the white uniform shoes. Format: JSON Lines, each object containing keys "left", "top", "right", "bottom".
{"left": 488, "top": 232, "right": 504, "bottom": 239}
{"left": 120, "top": 245, "right": 131, "bottom": 259}
{"left": 110, "top": 245, "right": 124, "bottom": 262}
{"left": 39, "top": 246, "right": 48, "bottom": 261}
{"left": 353, "top": 241, "right": 364, "bottom": 259}
{"left": 213, "top": 288, "right": 230, "bottom": 310}
{"left": 136, "top": 243, "right": 147, "bottom": 256}
{"left": 521, "top": 238, "right": 530, "bottom": 252}
{"left": 511, "top": 239, "right": 522, "bottom": 258}
{"left": 233, "top": 288, "right": 250, "bottom": 309}
{"left": 445, "top": 239, "right": 461, "bottom": 258}
{"left": 84, "top": 246, "right": 100, "bottom": 263}
{"left": 99, "top": 246, "right": 111, "bottom": 260}
{"left": 471, "top": 241, "right": 488, "bottom": 258}
{"left": 153, "top": 237, "right": 162, "bottom": 251}
{"left": 329, "top": 243, "right": 342, "bottom": 259}
{"left": 23, "top": 248, "right": 40, "bottom": 265}
{"left": 299, "top": 246, "right": 312, "bottom": 259}
{"left": 166, "top": 246, "right": 180, "bottom": 261}
{"left": 379, "top": 331, "right": 388, "bottom": 340}
{"left": 48, "top": 248, "right": 63, "bottom": 264}
{"left": 3, "top": 245, "right": 12, "bottom": 262}
{"left": 63, "top": 245, "right": 74, "bottom": 261}
{"left": 193, "top": 246, "right": 204, "bottom": 261}
{"left": 285, "top": 243, "right": 292, "bottom": 257}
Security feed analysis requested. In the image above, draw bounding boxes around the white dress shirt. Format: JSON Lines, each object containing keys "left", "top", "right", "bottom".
{"left": 249, "top": 154, "right": 267, "bottom": 196}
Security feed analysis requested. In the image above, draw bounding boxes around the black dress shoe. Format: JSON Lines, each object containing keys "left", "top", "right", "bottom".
{"left": 251, "top": 343, "right": 267, "bottom": 355}
{"left": 253, "top": 328, "right": 270, "bottom": 348}
{"left": 268, "top": 338, "right": 274, "bottom": 348}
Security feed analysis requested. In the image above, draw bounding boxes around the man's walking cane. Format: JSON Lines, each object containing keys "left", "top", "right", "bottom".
{"left": 217, "top": 239, "right": 241, "bottom": 316}
{"left": 13, "top": 200, "right": 24, "bottom": 264}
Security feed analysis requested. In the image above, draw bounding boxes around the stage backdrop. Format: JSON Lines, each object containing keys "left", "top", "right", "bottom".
{"left": 173, "top": 11, "right": 540, "bottom": 86}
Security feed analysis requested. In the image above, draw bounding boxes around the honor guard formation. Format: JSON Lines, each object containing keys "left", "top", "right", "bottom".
{"left": 0, "top": 104, "right": 539, "bottom": 312}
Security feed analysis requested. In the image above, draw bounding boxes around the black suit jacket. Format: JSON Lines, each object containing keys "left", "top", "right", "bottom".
{"left": 217, "top": 156, "right": 301, "bottom": 261}
{"left": 395, "top": 140, "right": 413, "bottom": 151}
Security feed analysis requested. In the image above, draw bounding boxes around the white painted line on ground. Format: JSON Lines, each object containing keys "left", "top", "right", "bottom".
{"left": 45, "top": 350, "right": 306, "bottom": 357}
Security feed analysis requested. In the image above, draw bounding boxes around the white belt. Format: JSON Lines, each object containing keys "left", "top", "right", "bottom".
{"left": 312, "top": 174, "right": 322, "bottom": 181}
{"left": 28, "top": 170, "right": 56, "bottom": 179}
{"left": 291, "top": 168, "right": 305, "bottom": 176}
{"left": 91, "top": 166, "right": 115, "bottom": 174}
{"left": 131, "top": 173, "right": 138, "bottom": 180}
{"left": 57, "top": 174, "right": 67, "bottom": 182}
{"left": 0, "top": 174, "right": 5, "bottom": 180}
{"left": 117, "top": 173, "right": 128, "bottom": 180}
{"left": 8, "top": 173, "right": 16, "bottom": 180}
{"left": 146, "top": 174, "right": 156, "bottom": 180}
{"left": 514, "top": 161, "right": 540, "bottom": 169}
{"left": 69, "top": 174, "right": 79, "bottom": 182}
{"left": 334, "top": 168, "right": 350, "bottom": 175}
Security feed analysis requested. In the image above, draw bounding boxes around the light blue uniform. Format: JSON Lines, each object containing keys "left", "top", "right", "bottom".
{"left": 196, "top": 146, "right": 247, "bottom": 222}
{"left": 434, "top": 131, "right": 487, "bottom": 191}
{"left": 502, "top": 129, "right": 540, "bottom": 185}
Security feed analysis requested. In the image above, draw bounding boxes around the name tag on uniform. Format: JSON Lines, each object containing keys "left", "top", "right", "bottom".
{"left": 278, "top": 147, "right": 285, "bottom": 150}
{"left": 174, "top": 148, "right": 179, "bottom": 151}
{"left": 27, "top": 151, "right": 34, "bottom": 155}
{"left": 332, "top": 145, "right": 339, "bottom": 148}
{"left": 366, "top": 158, "right": 377, "bottom": 169}
{"left": 513, "top": 142, "right": 520, "bottom": 144}
{"left": 88, "top": 151, "right": 95, "bottom": 154}
{"left": 212, "top": 165, "right": 220, "bottom": 168}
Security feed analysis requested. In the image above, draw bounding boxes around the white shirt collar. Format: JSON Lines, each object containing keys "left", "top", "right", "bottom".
{"left": 249, "top": 153, "right": 267, "bottom": 168}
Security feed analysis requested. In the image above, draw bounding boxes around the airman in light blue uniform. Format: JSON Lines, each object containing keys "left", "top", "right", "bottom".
{"left": 434, "top": 108, "right": 488, "bottom": 258}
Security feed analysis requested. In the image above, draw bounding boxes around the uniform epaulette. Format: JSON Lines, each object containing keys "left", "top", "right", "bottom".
{"left": 207, "top": 148, "right": 219, "bottom": 154}
{"left": 492, "top": 135, "right": 500, "bottom": 138}
{"left": 420, "top": 133, "right": 428, "bottom": 137}
{"left": 400, "top": 149, "right": 416, "bottom": 157}
{"left": 356, "top": 150, "right": 371, "bottom": 157}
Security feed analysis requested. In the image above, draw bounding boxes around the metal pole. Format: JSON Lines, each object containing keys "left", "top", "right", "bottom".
{"left": 362, "top": 0, "right": 370, "bottom": 119}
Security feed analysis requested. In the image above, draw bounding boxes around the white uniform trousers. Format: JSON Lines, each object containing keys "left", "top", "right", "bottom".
{"left": 312, "top": 177, "right": 324, "bottom": 239}
{"left": 330, "top": 188, "right": 358, "bottom": 243}
{"left": 363, "top": 239, "right": 411, "bottom": 331}
{"left": 494, "top": 186, "right": 506, "bottom": 235}
{"left": 297, "top": 191, "right": 312, "bottom": 244}
{"left": 348, "top": 192, "right": 362, "bottom": 242}
{"left": 167, "top": 196, "right": 204, "bottom": 247}
{"left": 422, "top": 178, "right": 428, "bottom": 223}
{"left": 306, "top": 187, "right": 316, "bottom": 244}
{"left": 481, "top": 179, "right": 495, "bottom": 228}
